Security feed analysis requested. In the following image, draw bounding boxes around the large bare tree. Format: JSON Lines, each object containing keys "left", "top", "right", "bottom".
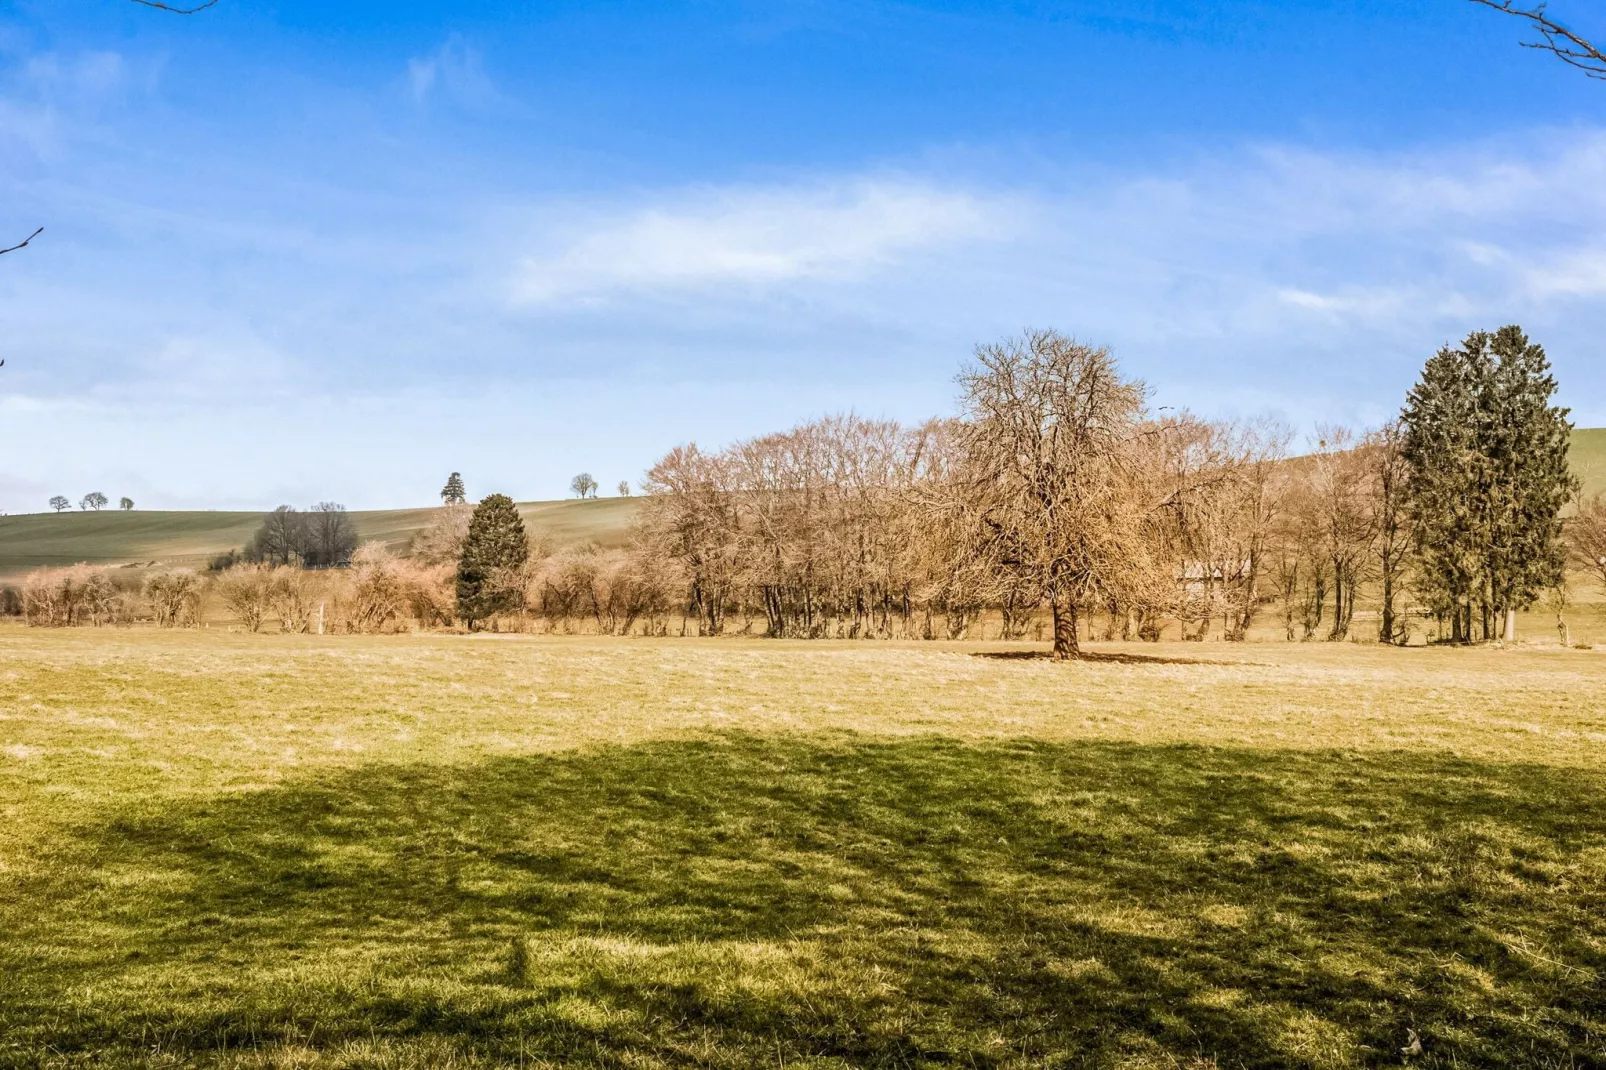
{"left": 952, "top": 330, "right": 1151, "bottom": 660}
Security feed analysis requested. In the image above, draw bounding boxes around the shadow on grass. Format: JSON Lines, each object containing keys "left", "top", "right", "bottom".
{"left": 971, "top": 648, "right": 1247, "bottom": 666}
{"left": 3, "top": 736, "right": 1604, "bottom": 1068}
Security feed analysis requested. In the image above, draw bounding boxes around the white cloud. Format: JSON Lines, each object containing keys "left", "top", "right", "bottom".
{"left": 24, "top": 51, "right": 126, "bottom": 98}
{"left": 406, "top": 35, "right": 494, "bottom": 105}
{"left": 512, "top": 179, "right": 1020, "bottom": 305}
{"left": 1523, "top": 247, "right": 1606, "bottom": 297}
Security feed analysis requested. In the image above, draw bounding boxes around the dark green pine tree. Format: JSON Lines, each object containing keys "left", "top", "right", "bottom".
{"left": 440, "top": 472, "right": 466, "bottom": 505}
{"left": 1402, "top": 341, "right": 1483, "bottom": 641}
{"left": 1483, "top": 326, "right": 1576, "bottom": 636}
{"left": 1402, "top": 326, "right": 1576, "bottom": 642}
{"left": 456, "top": 493, "right": 529, "bottom": 628}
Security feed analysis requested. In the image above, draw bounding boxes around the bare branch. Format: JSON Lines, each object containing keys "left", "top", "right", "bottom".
{"left": 1470, "top": 0, "right": 1606, "bottom": 79}
{"left": 127, "top": 0, "right": 219, "bottom": 12}
{"left": 0, "top": 227, "right": 43, "bottom": 256}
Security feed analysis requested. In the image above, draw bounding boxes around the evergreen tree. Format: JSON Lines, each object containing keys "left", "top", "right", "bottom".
{"left": 441, "top": 472, "right": 466, "bottom": 505}
{"left": 1483, "top": 326, "right": 1575, "bottom": 632}
{"left": 1402, "top": 326, "right": 1575, "bottom": 642}
{"left": 456, "top": 493, "right": 529, "bottom": 628}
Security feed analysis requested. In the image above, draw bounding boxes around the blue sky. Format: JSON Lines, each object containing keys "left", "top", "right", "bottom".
{"left": 1, "top": 0, "right": 1603, "bottom": 511}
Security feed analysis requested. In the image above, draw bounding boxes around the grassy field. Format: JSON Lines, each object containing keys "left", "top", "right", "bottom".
{"left": 1, "top": 628, "right": 1603, "bottom": 1067}
{"left": 0, "top": 498, "right": 639, "bottom": 581}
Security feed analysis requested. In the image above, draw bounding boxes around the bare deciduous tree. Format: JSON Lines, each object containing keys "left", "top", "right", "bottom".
{"left": 951, "top": 330, "right": 1151, "bottom": 660}
{"left": 304, "top": 501, "right": 358, "bottom": 568}
{"left": 1368, "top": 420, "right": 1413, "bottom": 644}
{"left": 247, "top": 505, "right": 306, "bottom": 568}
{"left": 119, "top": 496, "right": 135, "bottom": 511}
{"left": 1471, "top": 1, "right": 1606, "bottom": 79}
{"left": 570, "top": 473, "right": 598, "bottom": 499}
{"left": 1307, "top": 427, "right": 1378, "bottom": 641}
{"left": 410, "top": 503, "right": 473, "bottom": 566}
{"left": 1571, "top": 493, "right": 1606, "bottom": 594}
{"left": 80, "top": 492, "right": 109, "bottom": 511}
{"left": 143, "top": 570, "right": 203, "bottom": 627}
{"left": 128, "top": 0, "right": 220, "bottom": 12}
{"left": 48, "top": 496, "right": 70, "bottom": 513}
{"left": 0, "top": 228, "right": 42, "bottom": 257}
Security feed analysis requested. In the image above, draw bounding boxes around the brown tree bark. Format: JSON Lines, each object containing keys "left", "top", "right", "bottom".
{"left": 1051, "top": 595, "right": 1080, "bottom": 660}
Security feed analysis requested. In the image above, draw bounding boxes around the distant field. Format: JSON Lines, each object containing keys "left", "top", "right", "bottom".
{"left": 1571, "top": 427, "right": 1606, "bottom": 502}
{"left": 0, "top": 629, "right": 1601, "bottom": 1067}
{"left": 0, "top": 497, "right": 640, "bottom": 580}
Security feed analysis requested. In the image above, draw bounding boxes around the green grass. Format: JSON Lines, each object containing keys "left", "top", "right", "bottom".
{"left": 1571, "top": 427, "right": 1606, "bottom": 503}
{"left": 0, "top": 498, "right": 640, "bottom": 580}
{"left": 1, "top": 630, "right": 1603, "bottom": 1067}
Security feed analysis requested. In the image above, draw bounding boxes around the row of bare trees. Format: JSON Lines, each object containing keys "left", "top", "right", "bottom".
{"left": 633, "top": 331, "right": 1594, "bottom": 655}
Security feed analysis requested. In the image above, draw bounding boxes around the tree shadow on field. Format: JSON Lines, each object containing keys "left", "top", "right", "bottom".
{"left": 972, "top": 648, "right": 1246, "bottom": 666}
{"left": 3, "top": 737, "right": 1605, "bottom": 1068}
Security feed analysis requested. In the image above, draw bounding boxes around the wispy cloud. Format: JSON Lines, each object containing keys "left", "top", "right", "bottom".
{"left": 406, "top": 35, "right": 494, "bottom": 105}
{"left": 512, "top": 179, "right": 1020, "bottom": 305}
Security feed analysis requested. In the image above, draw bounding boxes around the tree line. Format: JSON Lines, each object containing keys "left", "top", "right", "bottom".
{"left": 631, "top": 327, "right": 1585, "bottom": 656}
{"left": 9, "top": 326, "right": 1594, "bottom": 649}
{"left": 46, "top": 493, "right": 134, "bottom": 512}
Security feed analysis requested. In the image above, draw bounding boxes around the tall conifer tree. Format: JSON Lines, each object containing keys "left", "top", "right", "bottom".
{"left": 456, "top": 493, "right": 529, "bottom": 628}
{"left": 1402, "top": 326, "right": 1575, "bottom": 641}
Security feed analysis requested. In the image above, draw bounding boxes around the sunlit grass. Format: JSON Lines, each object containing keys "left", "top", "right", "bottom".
{"left": 1, "top": 626, "right": 1603, "bottom": 1067}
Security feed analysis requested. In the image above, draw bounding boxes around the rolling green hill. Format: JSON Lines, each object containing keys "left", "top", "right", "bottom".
{"left": 0, "top": 497, "right": 641, "bottom": 580}
{"left": 1571, "top": 427, "right": 1606, "bottom": 503}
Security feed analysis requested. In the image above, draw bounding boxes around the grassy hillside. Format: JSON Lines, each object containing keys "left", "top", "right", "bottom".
{"left": 0, "top": 497, "right": 640, "bottom": 580}
{"left": 1571, "top": 426, "right": 1606, "bottom": 501}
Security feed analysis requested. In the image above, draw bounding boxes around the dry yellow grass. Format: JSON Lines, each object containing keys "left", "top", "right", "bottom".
{"left": 1, "top": 627, "right": 1603, "bottom": 1067}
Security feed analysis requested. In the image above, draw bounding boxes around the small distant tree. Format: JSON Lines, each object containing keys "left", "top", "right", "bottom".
{"left": 80, "top": 492, "right": 108, "bottom": 511}
{"left": 304, "top": 502, "right": 358, "bottom": 568}
{"left": 456, "top": 493, "right": 529, "bottom": 628}
{"left": 441, "top": 472, "right": 466, "bottom": 505}
{"left": 119, "top": 497, "right": 134, "bottom": 511}
{"left": 246, "top": 505, "right": 307, "bottom": 568}
{"left": 570, "top": 473, "right": 598, "bottom": 499}
{"left": 49, "top": 496, "right": 70, "bottom": 513}
{"left": 617, "top": 480, "right": 631, "bottom": 497}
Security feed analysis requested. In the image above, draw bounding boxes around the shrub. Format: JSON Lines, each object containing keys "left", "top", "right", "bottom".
{"left": 345, "top": 543, "right": 410, "bottom": 634}
{"left": 410, "top": 504, "right": 472, "bottom": 566}
{"left": 143, "top": 571, "right": 203, "bottom": 628}
{"left": 22, "top": 566, "right": 125, "bottom": 627}
{"left": 269, "top": 567, "right": 316, "bottom": 634}
{"left": 216, "top": 564, "right": 273, "bottom": 632}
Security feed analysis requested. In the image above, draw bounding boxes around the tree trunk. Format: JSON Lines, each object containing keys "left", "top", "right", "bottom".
{"left": 1503, "top": 607, "right": 1517, "bottom": 643}
{"left": 1051, "top": 596, "right": 1080, "bottom": 660}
